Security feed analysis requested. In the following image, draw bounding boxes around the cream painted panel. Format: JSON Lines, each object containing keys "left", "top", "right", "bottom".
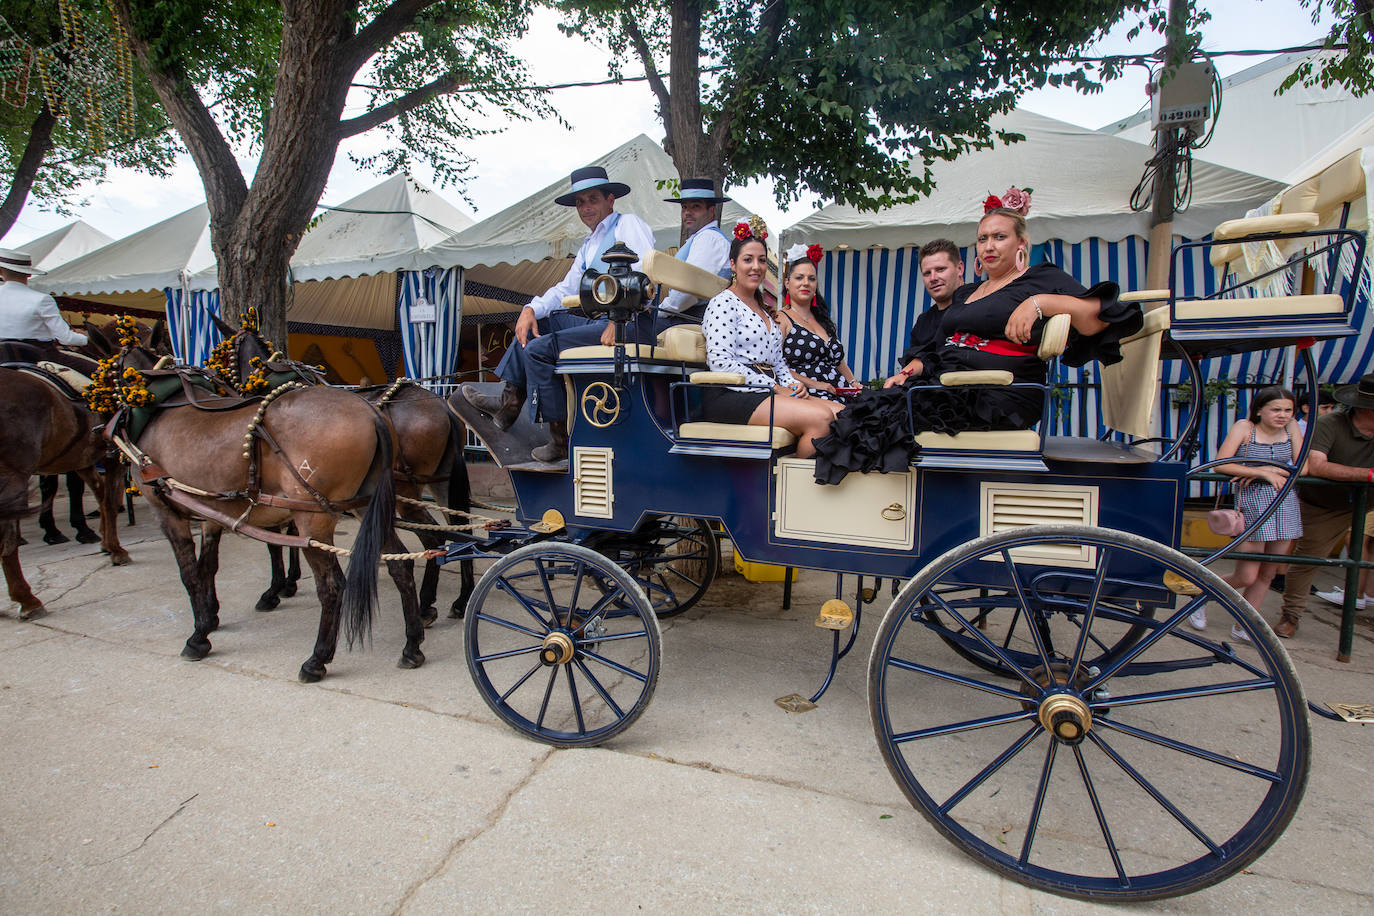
{"left": 979, "top": 482, "right": 1099, "bottom": 568}
{"left": 774, "top": 458, "right": 914, "bottom": 550}
{"left": 573, "top": 447, "right": 614, "bottom": 518}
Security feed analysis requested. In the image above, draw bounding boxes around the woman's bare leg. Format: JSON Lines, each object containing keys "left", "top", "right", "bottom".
{"left": 750, "top": 396, "right": 841, "bottom": 459}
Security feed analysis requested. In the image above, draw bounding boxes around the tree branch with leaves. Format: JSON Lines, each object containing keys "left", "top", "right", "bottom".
{"left": 109, "top": 0, "right": 554, "bottom": 346}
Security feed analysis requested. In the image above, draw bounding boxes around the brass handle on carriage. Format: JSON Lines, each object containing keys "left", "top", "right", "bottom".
{"left": 881, "top": 502, "right": 906, "bottom": 521}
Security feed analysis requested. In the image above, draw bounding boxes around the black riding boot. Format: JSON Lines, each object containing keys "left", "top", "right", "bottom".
{"left": 463, "top": 382, "right": 523, "bottom": 430}
{"left": 531, "top": 422, "right": 568, "bottom": 463}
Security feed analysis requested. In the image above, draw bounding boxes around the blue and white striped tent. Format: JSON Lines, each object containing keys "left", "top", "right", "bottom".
{"left": 398, "top": 266, "right": 465, "bottom": 389}
{"left": 164, "top": 287, "right": 224, "bottom": 366}
{"left": 782, "top": 110, "right": 1309, "bottom": 449}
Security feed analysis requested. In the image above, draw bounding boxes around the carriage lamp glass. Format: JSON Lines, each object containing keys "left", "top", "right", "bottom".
{"left": 592, "top": 274, "right": 619, "bottom": 306}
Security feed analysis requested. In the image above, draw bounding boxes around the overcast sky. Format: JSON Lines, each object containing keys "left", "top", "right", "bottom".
{"left": 4, "top": 0, "right": 1335, "bottom": 248}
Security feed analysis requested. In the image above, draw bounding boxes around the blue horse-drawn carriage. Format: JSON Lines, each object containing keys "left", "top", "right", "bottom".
{"left": 443, "top": 200, "right": 1366, "bottom": 901}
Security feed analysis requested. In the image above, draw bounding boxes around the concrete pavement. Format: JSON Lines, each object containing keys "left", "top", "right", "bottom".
{"left": 2, "top": 482, "right": 1373, "bottom": 913}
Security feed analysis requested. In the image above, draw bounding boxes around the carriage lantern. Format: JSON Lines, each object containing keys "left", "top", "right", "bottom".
{"left": 577, "top": 240, "right": 651, "bottom": 386}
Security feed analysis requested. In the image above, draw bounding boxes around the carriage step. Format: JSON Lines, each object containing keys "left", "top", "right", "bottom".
{"left": 774, "top": 693, "right": 818, "bottom": 713}
{"left": 815, "top": 599, "right": 854, "bottom": 630}
{"left": 1324, "top": 702, "right": 1374, "bottom": 723}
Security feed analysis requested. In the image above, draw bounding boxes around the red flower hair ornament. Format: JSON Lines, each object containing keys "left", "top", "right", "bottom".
{"left": 983, "top": 186, "right": 1033, "bottom": 216}
{"left": 734, "top": 217, "right": 769, "bottom": 241}
{"left": 806, "top": 243, "right": 823, "bottom": 265}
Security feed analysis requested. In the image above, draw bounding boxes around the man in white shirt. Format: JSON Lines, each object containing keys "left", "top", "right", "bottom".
{"left": 462, "top": 166, "right": 654, "bottom": 462}
{"left": 0, "top": 247, "right": 89, "bottom": 371}
{"left": 656, "top": 178, "right": 731, "bottom": 330}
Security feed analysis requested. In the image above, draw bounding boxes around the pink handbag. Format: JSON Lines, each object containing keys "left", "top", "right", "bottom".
{"left": 1207, "top": 487, "right": 1246, "bottom": 537}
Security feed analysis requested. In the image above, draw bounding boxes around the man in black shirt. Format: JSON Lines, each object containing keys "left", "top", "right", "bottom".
{"left": 885, "top": 239, "right": 963, "bottom": 387}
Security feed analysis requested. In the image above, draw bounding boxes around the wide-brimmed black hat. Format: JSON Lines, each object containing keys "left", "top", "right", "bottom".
{"left": 664, "top": 177, "right": 730, "bottom": 205}
{"left": 0, "top": 247, "right": 44, "bottom": 276}
{"left": 554, "top": 166, "right": 631, "bottom": 207}
{"left": 1335, "top": 374, "right": 1374, "bottom": 410}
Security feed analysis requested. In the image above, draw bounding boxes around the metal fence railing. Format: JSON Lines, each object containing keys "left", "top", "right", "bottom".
{"left": 1188, "top": 475, "right": 1374, "bottom": 662}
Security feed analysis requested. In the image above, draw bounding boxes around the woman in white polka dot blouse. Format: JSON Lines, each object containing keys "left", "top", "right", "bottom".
{"left": 700, "top": 223, "right": 842, "bottom": 457}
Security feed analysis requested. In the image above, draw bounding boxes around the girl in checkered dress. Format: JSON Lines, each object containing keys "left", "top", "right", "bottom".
{"left": 1190, "top": 387, "right": 1305, "bottom": 641}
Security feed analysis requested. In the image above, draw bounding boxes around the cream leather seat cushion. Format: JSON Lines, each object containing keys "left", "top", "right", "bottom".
{"left": 914, "top": 429, "right": 1041, "bottom": 451}
{"left": 677, "top": 421, "right": 796, "bottom": 448}
{"left": 559, "top": 323, "right": 708, "bottom": 363}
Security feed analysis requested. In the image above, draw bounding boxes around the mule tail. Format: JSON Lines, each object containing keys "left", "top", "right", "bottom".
{"left": 341, "top": 409, "right": 396, "bottom": 650}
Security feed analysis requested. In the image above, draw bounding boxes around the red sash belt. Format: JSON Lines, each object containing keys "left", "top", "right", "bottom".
{"left": 947, "top": 332, "right": 1036, "bottom": 357}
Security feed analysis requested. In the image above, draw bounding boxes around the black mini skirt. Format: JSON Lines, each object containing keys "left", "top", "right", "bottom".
{"left": 700, "top": 387, "right": 770, "bottom": 424}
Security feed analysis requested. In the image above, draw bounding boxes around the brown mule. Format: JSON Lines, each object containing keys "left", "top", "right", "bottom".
{"left": 256, "top": 383, "right": 477, "bottom": 623}
{"left": 0, "top": 368, "right": 131, "bottom": 620}
{"left": 201, "top": 319, "right": 476, "bottom": 623}
{"left": 131, "top": 384, "right": 416, "bottom": 681}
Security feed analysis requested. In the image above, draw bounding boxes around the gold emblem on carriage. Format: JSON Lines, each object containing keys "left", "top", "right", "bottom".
{"left": 581, "top": 381, "right": 621, "bottom": 427}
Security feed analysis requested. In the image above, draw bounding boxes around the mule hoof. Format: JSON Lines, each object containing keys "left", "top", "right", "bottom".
{"left": 18, "top": 603, "right": 47, "bottom": 621}
{"left": 75, "top": 529, "right": 101, "bottom": 544}
{"left": 180, "top": 640, "right": 210, "bottom": 661}
{"left": 42, "top": 531, "right": 69, "bottom": 545}
{"left": 398, "top": 649, "right": 426, "bottom": 669}
{"left": 448, "top": 599, "right": 467, "bottom": 619}
{"left": 255, "top": 594, "right": 281, "bottom": 611}
{"left": 281, "top": 583, "right": 298, "bottom": 598}
{"left": 421, "top": 606, "right": 438, "bottom": 628}
{"left": 109, "top": 551, "right": 132, "bottom": 567}
{"left": 298, "top": 662, "right": 325, "bottom": 683}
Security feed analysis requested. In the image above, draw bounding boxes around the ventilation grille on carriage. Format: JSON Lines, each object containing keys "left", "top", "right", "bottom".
{"left": 980, "top": 483, "right": 1098, "bottom": 568}
{"left": 573, "top": 447, "right": 614, "bottom": 518}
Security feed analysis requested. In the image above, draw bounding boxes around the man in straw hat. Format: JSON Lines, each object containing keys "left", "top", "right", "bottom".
{"left": 462, "top": 165, "right": 653, "bottom": 463}
{"left": 657, "top": 177, "right": 731, "bottom": 328}
{"left": 0, "top": 248, "right": 89, "bottom": 364}
{"left": 1277, "top": 375, "right": 1374, "bottom": 638}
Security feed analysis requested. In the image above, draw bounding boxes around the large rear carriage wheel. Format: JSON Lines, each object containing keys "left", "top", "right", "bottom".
{"left": 590, "top": 516, "right": 719, "bottom": 618}
{"left": 465, "top": 542, "right": 661, "bottom": 747}
{"left": 869, "top": 525, "right": 1309, "bottom": 901}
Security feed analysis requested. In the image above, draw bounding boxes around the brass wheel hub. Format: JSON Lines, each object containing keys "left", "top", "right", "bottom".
{"left": 1038, "top": 693, "right": 1092, "bottom": 744}
{"left": 540, "top": 631, "right": 575, "bottom": 666}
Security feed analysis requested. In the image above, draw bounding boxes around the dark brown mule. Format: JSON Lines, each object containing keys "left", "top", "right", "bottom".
{"left": 0, "top": 366, "right": 131, "bottom": 619}
{"left": 203, "top": 318, "right": 477, "bottom": 623}
{"left": 129, "top": 382, "right": 417, "bottom": 682}
{"left": 364, "top": 382, "right": 476, "bottom": 621}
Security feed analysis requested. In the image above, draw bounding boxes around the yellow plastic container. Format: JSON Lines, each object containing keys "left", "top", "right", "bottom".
{"left": 733, "top": 552, "right": 799, "bottom": 583}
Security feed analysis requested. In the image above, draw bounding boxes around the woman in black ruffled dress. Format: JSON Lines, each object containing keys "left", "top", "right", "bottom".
{"left": 811, "top": 207, "right": 1143, "bottom": 484}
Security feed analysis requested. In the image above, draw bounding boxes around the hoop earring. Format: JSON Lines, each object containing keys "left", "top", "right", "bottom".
{"left": 1015, "top": 247, "right": 1027, "bottom": 270}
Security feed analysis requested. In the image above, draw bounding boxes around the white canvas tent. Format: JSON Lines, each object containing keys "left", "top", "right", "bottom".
{"left": 1104, "top": 51, "right": 1374, "bottom": 181}
{"left": 421, "top": 133, "right": 759, "bottom": 316}
{"left": 9, "top": 221, "right": 114, "bottom": 272}
{"left": 34, "top": 203, "right": 216, "bottom": 313}
{"left": 780, "top": 108, "right": 1282, "bottom": 383}
{"left": 1284, "top": 112, "right": 1374, "bottom": 188}
{"left": 34, "top": 177, "right": 475, "bottom": 374}
{"left": 783, "top": 109, "right": 1281, "bottom": 254}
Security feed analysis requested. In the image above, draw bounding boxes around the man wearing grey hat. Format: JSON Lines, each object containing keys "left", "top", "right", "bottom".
{"left": 0, "top": 247, "right": 88, "bottom": 363}
{"left": 1277, "top": 374, "right": 1374, "bottom": 638}
{"left": 657, "top": 177, "right": 731, "bottom": 328}
{"left": 462, "top": 165, "right": 653, "bottom": 463}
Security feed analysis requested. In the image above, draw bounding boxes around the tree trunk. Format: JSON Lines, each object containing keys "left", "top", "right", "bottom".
{"left": 0, "top": 104, "right": 58, "bottom": 241}
{"left": 117, "top": 0, "right": 356, "bottom": 351}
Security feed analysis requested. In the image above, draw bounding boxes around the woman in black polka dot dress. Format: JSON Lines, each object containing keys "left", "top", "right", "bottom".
{"left": 777, "top": 247, "right": 855, "bottom": 400}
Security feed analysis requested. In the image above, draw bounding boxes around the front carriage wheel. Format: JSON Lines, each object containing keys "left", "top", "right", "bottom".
{"left": 464, "top": 543, "right": 661, "bottom": 747}
{"left": 868, "top": 525, "right": 1309, "bottom": 902}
